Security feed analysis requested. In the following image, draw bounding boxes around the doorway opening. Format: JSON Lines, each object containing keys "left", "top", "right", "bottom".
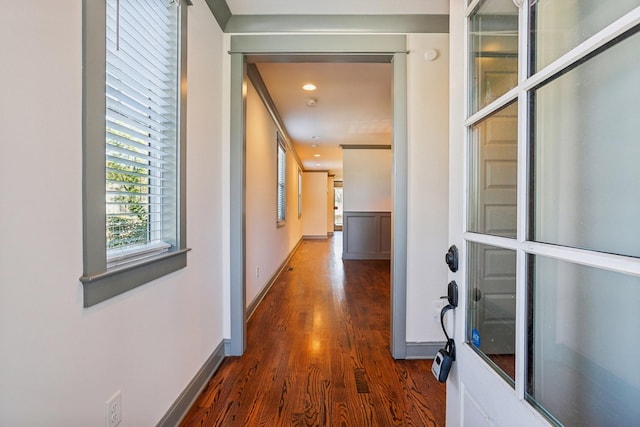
{"left": 334, "top": 185, "right": 343, "bottom": 231}
{"left": 228, "top": 35, "right": 409, "bottom": 358}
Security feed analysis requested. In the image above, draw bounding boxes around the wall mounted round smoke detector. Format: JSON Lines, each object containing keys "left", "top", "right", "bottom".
{"left": 424, "top": 49, "right": 439, "bottom": 62}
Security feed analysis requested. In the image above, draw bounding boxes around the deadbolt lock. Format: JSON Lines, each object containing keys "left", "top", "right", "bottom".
{"left": 445, "top": 245, "right": 459, "bottom": 272}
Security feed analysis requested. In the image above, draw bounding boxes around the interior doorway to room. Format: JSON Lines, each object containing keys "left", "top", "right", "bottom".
{"left": 228, "top": 35, "right": 409, "bottom": 358}
{"left": 334, "top": 186, "right": 343, "bottom": 231}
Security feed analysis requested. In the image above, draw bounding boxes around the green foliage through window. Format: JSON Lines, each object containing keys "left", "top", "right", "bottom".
{"left": 106, "top": 139, "right": 150, "bottom": 248}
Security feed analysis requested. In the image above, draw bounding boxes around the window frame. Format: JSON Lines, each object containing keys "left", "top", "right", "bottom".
{"left": 80, "top": 0, "right": 189, "bottom": 307}
{"left": 276, "top": 133, "right": 286, "bottom": 226}
{"left": 298, "top": 168, "right": 302, "bottom": 218}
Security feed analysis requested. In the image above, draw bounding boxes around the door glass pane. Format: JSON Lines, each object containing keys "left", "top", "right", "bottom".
{"left": 468, "top": 102, "right": 517, "bottom": 238}
{"left": 531, "top": 0, "right": 640, "bottom": 72}
{"left": 531, "top": 31, "right": 640, "bottom": 258}
{"left": 528, "top": 256, "right": 640, "bottom": 426}
{"left": 469, "top": 0, "right": 519, "bottom": 114}
{"left": 467, "top": 242, "right": 516, "bottom": 384}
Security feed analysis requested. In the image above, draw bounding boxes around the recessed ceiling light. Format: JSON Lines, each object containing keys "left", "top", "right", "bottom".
{"left": 302, "top": 83, "right": 317, "bottom": 91}
{"left": 311, "top": 144, "right": 318, "bottom": 148}
{"left": 314, "top": 154, "right": 320, "bottom": 157}
{"left": 315, "top": 163, "right": 321, "bottom": 166}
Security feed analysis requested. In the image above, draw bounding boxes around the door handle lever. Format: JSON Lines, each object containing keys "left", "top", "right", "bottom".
{"left": 440, "top": 280, "right": 458, "bottom": 307}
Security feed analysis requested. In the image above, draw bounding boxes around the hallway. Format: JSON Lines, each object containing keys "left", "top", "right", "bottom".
{"left": 181, "top": 233, "right": 445, "bottom": 426}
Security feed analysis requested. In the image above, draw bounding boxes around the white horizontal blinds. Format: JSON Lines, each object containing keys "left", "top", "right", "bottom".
{"left": 105, "top": 0, "right": 178, "bottom": 267}
{"left": 277, "top": 138, "right": 286, "bottom": 223}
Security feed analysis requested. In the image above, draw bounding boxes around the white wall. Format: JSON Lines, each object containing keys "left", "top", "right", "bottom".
{"left": 245, "top": 81, "right": 303, "bottom": 307}
{"left": 343, "top": 149, "right": 392, "bottom": 212}
{"left": 405, "top": 33, "right": 450, "bottom": 343}
{"left": 0, "top": 1, "right": 225, "bottom": 425}
{"left": 302, "top": 172, "right": 329, "bottom": 237}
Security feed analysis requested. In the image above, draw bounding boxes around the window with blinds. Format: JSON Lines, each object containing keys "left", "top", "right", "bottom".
{"left": 105, "top": 0, "right": 179, "bottom": 268}
{"left": 277, "top": 135, "right": 286, "bottom": 224}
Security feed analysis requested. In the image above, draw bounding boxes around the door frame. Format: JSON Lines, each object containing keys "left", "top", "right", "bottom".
{"left": 227, "top": 34, "right": 410, "bottom": 358}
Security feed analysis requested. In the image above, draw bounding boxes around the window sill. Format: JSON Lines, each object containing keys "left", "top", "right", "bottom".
{"left": 107, "top": 241, "right": 172, "bottom": 269}
{"left": 80, "top": 248, "right": 191, "bottom": 307}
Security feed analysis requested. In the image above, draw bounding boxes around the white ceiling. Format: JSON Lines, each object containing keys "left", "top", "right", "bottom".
{"left": 256, "top": 62, "right": 392, "bottom": 180}
{"left": 234, "top": 0, "right": 449, "bottom": 179}
{"left": 227, "top": 0, "right": 449, "bottom": 15}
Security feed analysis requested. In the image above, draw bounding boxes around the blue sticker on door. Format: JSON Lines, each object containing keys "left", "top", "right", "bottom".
{"left": 471, "top": 329, "right": 481, "bottom": 347}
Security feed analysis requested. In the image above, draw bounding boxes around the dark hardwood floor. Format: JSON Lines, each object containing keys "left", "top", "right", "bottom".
{"left": 181, "top": 233, "right": 445, "bottom": 426}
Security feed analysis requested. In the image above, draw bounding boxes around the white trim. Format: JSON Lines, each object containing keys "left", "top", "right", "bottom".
{"left": 464, "top": 232, "right": 519, "bottom": 250}
{"left": 465, "top": 0, "right": 481, "bottom": 18}
{"left": 514, "top": 1, "right": 530, "bottom": 401}
{"left": 106, "top": 241, "right": 171, "bottom": 269}
{"left": 464, "top": 233, "right": 640, "bottom": 278}
{"left": 464, "top": 89, "right": 519, "bottom": 127}
{"left": 523, "top": 242, "right": 640, "bottom": 277}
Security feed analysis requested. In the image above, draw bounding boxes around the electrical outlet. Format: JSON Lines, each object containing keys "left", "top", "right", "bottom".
{"left": 105, "top": 391, "right": 122, "bottom": 427}
{"left": 256, "top": 267, "right": 260, "bottom": 278}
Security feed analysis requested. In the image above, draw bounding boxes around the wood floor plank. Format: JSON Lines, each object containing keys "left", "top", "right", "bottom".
{"left": 180, "top": 233, "right": 445, "bottom": 426}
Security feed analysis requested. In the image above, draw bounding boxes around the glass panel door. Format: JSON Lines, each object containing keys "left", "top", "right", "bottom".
{"left": 461, "top": 0, "right": 640, "bottom": 425}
